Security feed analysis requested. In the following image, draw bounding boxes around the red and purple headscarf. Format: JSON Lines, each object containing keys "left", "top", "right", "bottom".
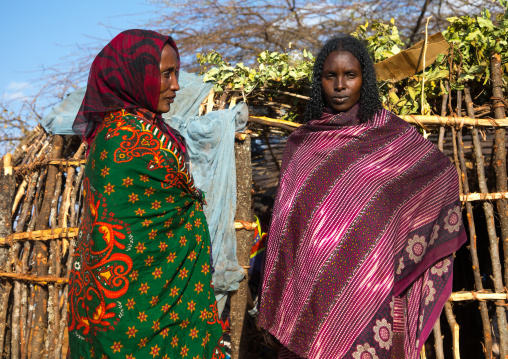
{"left": 72, "top": 29, "right": 179, "bottom": 144}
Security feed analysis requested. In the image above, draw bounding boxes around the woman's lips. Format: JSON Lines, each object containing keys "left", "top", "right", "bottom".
{"left": 333, "top": 96, "right": 348, "bottom": 103}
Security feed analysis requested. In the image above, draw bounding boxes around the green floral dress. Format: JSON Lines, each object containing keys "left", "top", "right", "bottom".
{"left": 68, "top": 110, "right": 225, "bottom": 359}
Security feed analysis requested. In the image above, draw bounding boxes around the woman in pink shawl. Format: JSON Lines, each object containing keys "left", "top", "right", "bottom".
{"left": 259, "top": 35, "right": 466, "bottom": 359}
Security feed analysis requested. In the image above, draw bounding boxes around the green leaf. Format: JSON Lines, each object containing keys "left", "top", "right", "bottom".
{"left": 408, "top": 87, "right": 416, "bottom": 101}
{"left": 388, "top": 92, "right": 399, "bottom": 104}
{"left": 477, "top": 17, "right": 494, "bottom": 31}
{"left": 468, "top": 65, "right": 486, "bottom": 74}
{"left": 481, "top": 8, "right": 491, "bottom": 20}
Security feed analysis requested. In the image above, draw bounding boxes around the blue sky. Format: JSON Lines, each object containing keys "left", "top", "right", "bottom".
{"left": 0, "top": 0, "right": 158, "bottom": 112}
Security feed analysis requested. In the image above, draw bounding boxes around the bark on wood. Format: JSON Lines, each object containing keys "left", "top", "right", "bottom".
{"left": 49, "top": 173, "right": 62, "bottom": 230}
{"left": 250, "top": 115, "right": 508, "bottom": 132}
{"left": 11, "top": 247, "right": 21, "bottom": 359}
{"left": 230, "top": 136, "right": 252, "bottom": 359}
{"left": 31, "top": 135, "right": 64, "bottom": 359}
{"left": 19, "top": 132, "right": 42, "bottom": 167}
{"left": 11, "top": 172, "right": 39, "bottom": 359}
{"left": 490, "top": 53, "right": 508, "bottom": 359}
{"left": 46, "top": 169, "right": 63, "bottom": 359}
{"left": 432, "top": 90, "right": 447, "bottom": 359}
{"left": 54, "top": 236, "right": 75, "bottom": 359}
{"left": 27, "top": 169, "right": 48, "bottom": 233}
{"left": 451, "top": 128, "right": 462, "bottom": 193}
{"left": 58, "top": 144, "right": 85, "bottom": 228}
{"left": 69, "top": 165, "right": 85, "bottom": 229}
{"left": 0, "top": 227, "right": 79, "bottom": 245}
{"left": 20, "top": 240, "right": 31, "bottom": 359}
{"left": 0, "top": 154, "right": 15, "bottom": 239}
{"left": 437, "top": 91, "right": 448, "bottom": 153}
{"left": 465, "top": 86, "right": 506, "bottom": 359}
{"left": 12, "top": 125, "right": 43, "bottom": 165}
{"left": 26, "top": 289, "right": 35, "bottom": 359}
{"left": 449, "top": 291, "right": 508, "bottom": 301}
{"left": 444, "top": 302, "right": 460, "bottom": 359}
{"left": 456, "top": 108, "right": 493, "bottom": 357}
{"left": 433, "top": 320, "right": 445, "bottom": 359}
{"left": 0, "top": 154, "right": 15, "bottom": 357}
{"left": 12, "top": 179, "right": 28, "bottom": 217}
{"left": 16, "top": 173, "right": 39, "bottom": 232}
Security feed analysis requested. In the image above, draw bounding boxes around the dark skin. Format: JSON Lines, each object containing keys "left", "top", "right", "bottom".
{"left": 321, "top": 51, "right": 363, "bottom": 112}
{"left": 157, "top": 44, "right": 180, "bottom": 113}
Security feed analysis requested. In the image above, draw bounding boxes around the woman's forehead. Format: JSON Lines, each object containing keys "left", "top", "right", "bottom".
{"left": 323, "top": 51, "right": 361, "bottom": 68}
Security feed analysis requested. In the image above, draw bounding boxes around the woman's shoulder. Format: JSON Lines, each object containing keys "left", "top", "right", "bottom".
{"left": 96, "top": 109, "right": 142, "bottom": 137}
{"left": 103, "top": 109, "right": 139, "bottom": 126}
{"left": 385, "top": 110, "right": 454, "bottom": 167}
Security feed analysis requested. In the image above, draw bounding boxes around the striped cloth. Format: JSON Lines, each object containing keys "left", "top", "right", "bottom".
{"left": 259, "top": 105, "right": 466, "bottom": 359}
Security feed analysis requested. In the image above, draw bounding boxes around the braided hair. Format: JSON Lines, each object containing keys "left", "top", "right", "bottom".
{"left": 304, "top": 35, "right": 382, "bottom": 123}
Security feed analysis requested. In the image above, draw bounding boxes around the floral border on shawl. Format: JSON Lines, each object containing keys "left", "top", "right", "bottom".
{"left": 68, "top": 177, "right": 133, "bottom": 338}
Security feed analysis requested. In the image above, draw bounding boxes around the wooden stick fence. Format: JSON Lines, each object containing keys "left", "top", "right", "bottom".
{"left": 0, "top": 127, "right": 85, "bottom": 359}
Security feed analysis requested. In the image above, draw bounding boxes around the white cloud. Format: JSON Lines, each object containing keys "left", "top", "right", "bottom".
{"left": 6, "top": 81, "right": 30, "bottom": 91}
{"left": 3, "top": 81, "right": 32, "bottom": 102}
{"left": 4, "top": 91, "right": 28, "bottom": 101}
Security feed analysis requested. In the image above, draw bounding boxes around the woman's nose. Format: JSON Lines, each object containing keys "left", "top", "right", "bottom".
{"left": 335, "top": 76, "right": 345, "bottom": 90}
{"left": 171, "top": 76, "right": 180, "bottom": 92}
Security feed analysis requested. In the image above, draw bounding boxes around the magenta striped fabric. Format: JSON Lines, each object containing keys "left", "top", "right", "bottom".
{"left": 259, "top": 106, "right": 466, "bottom": 359}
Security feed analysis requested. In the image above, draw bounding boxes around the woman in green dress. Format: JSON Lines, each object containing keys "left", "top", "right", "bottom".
{"left": 68, "top": 29, "right": 225, "bottom": 359}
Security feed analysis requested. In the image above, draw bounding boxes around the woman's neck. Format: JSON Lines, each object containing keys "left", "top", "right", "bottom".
{"left": 322, "top": 103, "right": 360, "bottom": 126}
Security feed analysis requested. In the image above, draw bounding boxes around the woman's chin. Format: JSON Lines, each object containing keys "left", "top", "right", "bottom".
{"left": 156, "top": 104, "right": 171, "bottom": 114}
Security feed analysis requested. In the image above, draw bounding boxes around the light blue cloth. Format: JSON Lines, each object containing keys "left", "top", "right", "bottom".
{"left": 41, "top": 71, "right": 247, "bottom": 314}
{"left": 164, "top": 104, "right": 248, "bottom": 313}
{"left": 41, "top": 87, "right": 87, "bottom": 135}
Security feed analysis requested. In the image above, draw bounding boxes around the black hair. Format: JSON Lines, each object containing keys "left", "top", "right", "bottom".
{"left": 304, "top": 35, "right": 382, "bottom": 123}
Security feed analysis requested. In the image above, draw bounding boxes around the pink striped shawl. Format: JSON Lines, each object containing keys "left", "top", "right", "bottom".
{"left": 259, "top": 106, "right": 466, "bottom": 359}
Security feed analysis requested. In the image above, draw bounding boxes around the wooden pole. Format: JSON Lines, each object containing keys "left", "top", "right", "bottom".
{"left": 31, "top": 134, "right": 64, "bottom": 359}
{"left": 450, "top": 291, "right": 508, "bottom": 301}
{"left": 46, "top": 169, "right": 63, "bottom": 359}
{"left": 249, "top": 115, "right": 508, "bottom": 132}
{"left": 437, "top": 87, "right": 449, "bottom": 152}
{"left": 0, "top": 154, "right": 16, "bottom": 357}
{"left": 230, "top": 135, "right": 252, "bottom": 359}
{"left": 456, "top": 94, "right": 493, "bottom": 358}
{"left": 433, "top": 320, "right": 445, "bottom": 359}
{"left": 11, "top": 171, "right": 39, "bottom": 359}
{"left": 444, "top": 302, "right": 460, "bottom": 359}
{"left": 490, "top": 52, "right": 508, "bottom": 359}
{"left": 432, "top": 90, "right": 448, "bottom": 359}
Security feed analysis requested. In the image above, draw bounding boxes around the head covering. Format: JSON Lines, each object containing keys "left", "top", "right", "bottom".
{"left": 72, "top": 29, "right": 179, "bottom": 143}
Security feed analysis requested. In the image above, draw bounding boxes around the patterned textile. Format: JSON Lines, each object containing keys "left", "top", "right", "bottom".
{"left": 249, "top": 216, "right": 267, "bottom": 275}
{"left": 72, "top": 29, "right": 179, "bottom": 143}
{"left": 259, "top": 105, "right": 466, "bottom": 359}
{"left": 68, "top": 110, "right": 225, "bottom": 359}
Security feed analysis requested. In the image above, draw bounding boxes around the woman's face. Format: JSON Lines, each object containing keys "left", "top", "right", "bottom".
{"left": 157, "top": 44, "right": 180, "bottom": 113}
{"left": 321, "top": 51, "right": 362, "bottom": 112}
